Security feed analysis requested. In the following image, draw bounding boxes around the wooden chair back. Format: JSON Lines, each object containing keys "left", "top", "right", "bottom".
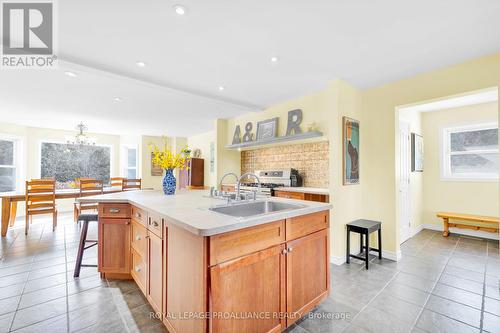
{"left": 25, "top": 179, "right": 56, "bottom": 216}
{"left": 110, "top": 177, "right": 124, "bottom": 190}
{"left": 79, "top": 179, "right": 104, "bottom": 197}
{"left": 123, "top": 178, "right": 142, "bottom": 191}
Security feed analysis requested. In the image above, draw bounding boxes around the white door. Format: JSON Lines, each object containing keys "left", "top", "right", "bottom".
{"left": 399, "top": 120, "right": 411, "bottom": 243}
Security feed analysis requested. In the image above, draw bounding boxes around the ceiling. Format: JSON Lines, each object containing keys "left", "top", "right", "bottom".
{"left": 1, "top": 0, "right": 500, "bottom": 136}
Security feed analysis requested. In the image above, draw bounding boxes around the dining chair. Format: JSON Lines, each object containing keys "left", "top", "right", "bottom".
{"left": 74, "top": 179, "right": 103, "bottom": 223}
{"left": 122, "top": 178, "right": 142, "bottom": 191}
{"left": 25, "top": 179, "right": 57, "bottom": 235}
{"left": 110, "top": 177, "right": 124, "bottom": 190}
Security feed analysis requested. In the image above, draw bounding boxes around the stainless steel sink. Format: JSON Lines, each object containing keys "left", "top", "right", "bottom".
{"left": 209, "top": 200, "right": 305, "bottom": 218}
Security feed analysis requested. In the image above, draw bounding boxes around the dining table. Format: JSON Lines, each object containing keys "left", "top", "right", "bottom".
{"left": 0, "top": 187, "right": 123, "bottom": 237}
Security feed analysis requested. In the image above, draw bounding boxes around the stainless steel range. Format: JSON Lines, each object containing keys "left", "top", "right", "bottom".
{"left": 239, "top": 169, "right": 302, "bottom": 197}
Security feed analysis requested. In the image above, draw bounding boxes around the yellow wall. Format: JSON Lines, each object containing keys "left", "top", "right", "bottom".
{"left": 141, "top": 135, "right": 168, "bottom": 190}
{"left": 422, "top": 102, "right": 499, "bottom": 227}
{"left": 187, "top": 131, "right": 217, "bottom": 187}
{"left": 362, "top": 53, "right": 500, "bottom": 255}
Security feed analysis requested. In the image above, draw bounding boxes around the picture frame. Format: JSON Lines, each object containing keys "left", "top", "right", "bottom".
{"left": 256, "top": 117, "right": 279, "bottom": 141}
{"left": 151, "top": 153, "right": 163, "bottom": 176}
{"left": 343, "top": 116, "right": 360, "bottom": 185}
{"left": 411, "top": 133, "right": 424, "bottom": 172}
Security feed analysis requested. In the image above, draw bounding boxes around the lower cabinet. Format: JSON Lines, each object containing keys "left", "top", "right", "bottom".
{"left": 98, "top": 218, "right": 131, "bottom": 275}
{"left": 147, "top": 231, "right": 164, "bottom": 315}
{"left": 210, "top": 244, "right": 286, "bottom": 333}
{"left": 286, "top": 229, "right": 329, "bottom": 325}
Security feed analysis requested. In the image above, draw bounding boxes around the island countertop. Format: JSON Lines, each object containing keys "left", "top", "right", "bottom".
{"left": 78, "top": 190, "right": 332, "bottom": 236}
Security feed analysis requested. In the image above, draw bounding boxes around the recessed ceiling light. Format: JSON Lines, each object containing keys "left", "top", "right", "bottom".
{"left": 218, "top": 86, "right": 225, "bottom": 91}
{"left": 65, "top": 71, "right": 77, "bottom": 77}
{"left": 173, "top": 4, "right": 187, "bottom": 15}
{"left": 270, "top": 56, "right": 279, "bottom": 63}
{"left": 114, "top": 97, "right": 123, "bottom": 102}
{"left": 136, "top": 61, "right": 146, "bottom": 67}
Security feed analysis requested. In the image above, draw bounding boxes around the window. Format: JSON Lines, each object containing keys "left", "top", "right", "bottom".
{"left": 40, "top": 142, "right": 111, "bottom": 188}
{"left": 441, "top": 123, "right": 498, "bottom": 180}
{"left": 122, "top": 146, "right": 138, "bottom": 179}
{"left": 0, "top": 139, "right": 16, "bottom": 192}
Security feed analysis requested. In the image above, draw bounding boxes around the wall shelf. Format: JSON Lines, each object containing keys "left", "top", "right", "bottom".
{"left": 226, "top": 131, "right": 324, "bottom": 151}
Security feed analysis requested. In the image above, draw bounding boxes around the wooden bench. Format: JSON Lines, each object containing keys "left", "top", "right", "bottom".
{"left": 437, "top": 212, "right": 499, "bottom": 237}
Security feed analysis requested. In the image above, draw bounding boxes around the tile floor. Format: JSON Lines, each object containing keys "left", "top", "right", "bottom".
{"left": 0, "top": 214, "right": 167, "bottom": 333}
{"left": 288, "top": 229, "right": 500, "bottom": 333}
{"left": 0, "top": 216, "right": 499, "bottom": 332}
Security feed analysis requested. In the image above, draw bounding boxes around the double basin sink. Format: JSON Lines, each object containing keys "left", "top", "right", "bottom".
{"left": 209, "top": 200, "right": 305, "bottom": 218}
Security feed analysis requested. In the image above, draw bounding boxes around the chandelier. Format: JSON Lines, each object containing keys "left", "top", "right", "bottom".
{"left": 66, "top": 122, "right": 96, "bottom": 146}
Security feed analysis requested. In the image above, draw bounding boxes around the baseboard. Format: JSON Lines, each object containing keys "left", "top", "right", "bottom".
{"left": 382, "top": 250, "right": 402, "bottom": 261}
{"left": 410, "top": 224, "right": 424, "bottom": 238}
{"left": 330, "top": 249, "right": 401, "bottom": 265}
{"left": 330, "top": 255, "right": 346, "bottom": 266}
{"left": 423, "top": 224, "right": 499, "bottom": 240}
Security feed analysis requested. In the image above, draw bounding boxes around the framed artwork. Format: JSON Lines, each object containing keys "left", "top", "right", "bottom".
{"left": 256, "top": 118, "right": 278, "bottom": 141}
{"left": 411, "top": 133, "right": 424, "bottom": 172}
{"left": 151, "top": 153, "right": 163, "bottom": 176}
{"left": 343, "top": 117, "right": 360, "bottom": 185}
{"left": 210, "top": 142, "right": 215, "bottom": 173}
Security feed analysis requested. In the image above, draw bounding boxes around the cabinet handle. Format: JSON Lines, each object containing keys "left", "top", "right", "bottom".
{"left": 125, "top": 221, "right": 130, "bottom": 225}
{"left": 287, "top": 247, "right": 293, "bottom": 253}
{"left": 145, "top": 235, "right": 150, "bottom": 239}
{"left": 135, "top": 212, "right": 141, "bottom": 218}
{"left": 282, "top": 249, "right": 288, "bottom": 255}
{"left": 135, "top": 235, "right": 141, "bottom": 241}
{"left": 135, "top": 266, "right": 141, "bottom": 272}
{"left": 109, "top": 208, "right": 120, "bottom": 213}
{"left": 152, "top": 221, "right": 159, "bottom": 227}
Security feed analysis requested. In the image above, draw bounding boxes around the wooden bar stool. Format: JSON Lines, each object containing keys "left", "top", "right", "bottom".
{"left": 74, "top": 213, "right": 98, "bottom": 277}
{"left": 74, "top": 179, "right": 103, "bottom": 223}
{"left": 346, "top": 219, "right": 382, "bottom": 269}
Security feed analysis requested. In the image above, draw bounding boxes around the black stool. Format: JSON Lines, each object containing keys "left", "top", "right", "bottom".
{"left": 346, "top": 219, "right": 382, "bottom": 269}
{"left": 74, "top": 214, "right": 98, "bottom": 277}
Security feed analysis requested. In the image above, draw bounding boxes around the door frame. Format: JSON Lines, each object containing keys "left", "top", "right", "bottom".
{"left": 398, "top": 119, "right": 411, "bottom": 244}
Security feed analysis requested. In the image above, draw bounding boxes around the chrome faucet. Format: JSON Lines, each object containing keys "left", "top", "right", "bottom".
{"left": 219, "top": 172, "right": 239, "bottom": 190}
{"left": 236, "top": 172, "right": 261, "bottom": 201}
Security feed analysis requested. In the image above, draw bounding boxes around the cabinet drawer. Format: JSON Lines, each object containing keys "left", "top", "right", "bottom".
{"left": 99, "top": 203, "right": 130, "bottom": 219}
{"left": 275, "top": 191, "right": 305, "bottom": 200}
{"left": 148, "top": 212, "right": 164, "bottom": 239}
{"left": 131, "top": 206, "right": 147, "bottom": 226}
{"left": 131, "top": 248, "right": 146, "bottom": 294}
{"left": 209, "top": 220, "right": 285, "bottom": 266}
{"left": 131, "top": 219, "right": 147, "bottom": 258}
{"left": 286, "top": 210, "right": 329, "bottom": 241}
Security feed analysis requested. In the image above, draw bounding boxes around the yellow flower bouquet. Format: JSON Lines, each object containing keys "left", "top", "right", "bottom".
{"left": 149, "top": 138, "right": 191, "bottom": 195}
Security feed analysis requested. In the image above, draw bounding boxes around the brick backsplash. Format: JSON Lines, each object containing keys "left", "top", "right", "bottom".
{"left": 241, "top": 141, "right": 329, "bottom": 188}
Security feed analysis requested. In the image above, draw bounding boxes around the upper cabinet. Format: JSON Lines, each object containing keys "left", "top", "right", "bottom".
{"left": 179, "top": 158, "right": 204, "bottom": 189}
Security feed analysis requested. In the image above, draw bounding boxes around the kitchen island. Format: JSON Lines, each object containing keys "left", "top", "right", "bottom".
{"left": 79, "top": 190, "right": 332, "bottom": 333}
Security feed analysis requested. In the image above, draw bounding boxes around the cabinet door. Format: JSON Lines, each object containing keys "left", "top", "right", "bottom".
{"left": 286, "top": 229, "right": 329, "bottom": 326}
{"left": 98, "top": 218, "right": 131, "bottom": 274}
{"left": 131, "top": 219, "right": 147, "bottom": 258}
{"left": 210, "top": 244, "right": 286, "bottom": 333}
{"left": 147, "top": 231, "right": 164, "bottom": 315}
{"left": 131, "top": 248, "right": 146, "bottom": 294}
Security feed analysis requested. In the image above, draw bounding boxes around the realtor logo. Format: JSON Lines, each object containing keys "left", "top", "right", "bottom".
{"left": 1, "top": 1, "right": 57, "bottom": 68}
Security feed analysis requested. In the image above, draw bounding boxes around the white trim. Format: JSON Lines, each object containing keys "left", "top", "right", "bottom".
{"left": 330, "top": 250, "right": 401, "bottom": 266}
{"left": 330, "top": 255, "right": 345, "bottom": 266}
{"left": 120, "top": 144, "right": 139, "bottom": 178}
{"left": 440, "top": 122, "right": 498, "bottom": 181}
{"left": 422, "top": 224, "right": 499, "bottom": 240}
{"left": 382, "top": 250, "right": 402, "bottom": 262}
{"left": 410, "top": 224, "right": 424, "bottom": 238}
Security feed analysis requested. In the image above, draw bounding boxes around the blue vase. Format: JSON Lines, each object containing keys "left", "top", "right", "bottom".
{"left": 162, "top": 169, "right": 176, "bottom": 195}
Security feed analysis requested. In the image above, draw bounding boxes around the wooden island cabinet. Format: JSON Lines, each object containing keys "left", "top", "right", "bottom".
{"left": 97, "top": 202, "right": 330, "bottom": 333}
